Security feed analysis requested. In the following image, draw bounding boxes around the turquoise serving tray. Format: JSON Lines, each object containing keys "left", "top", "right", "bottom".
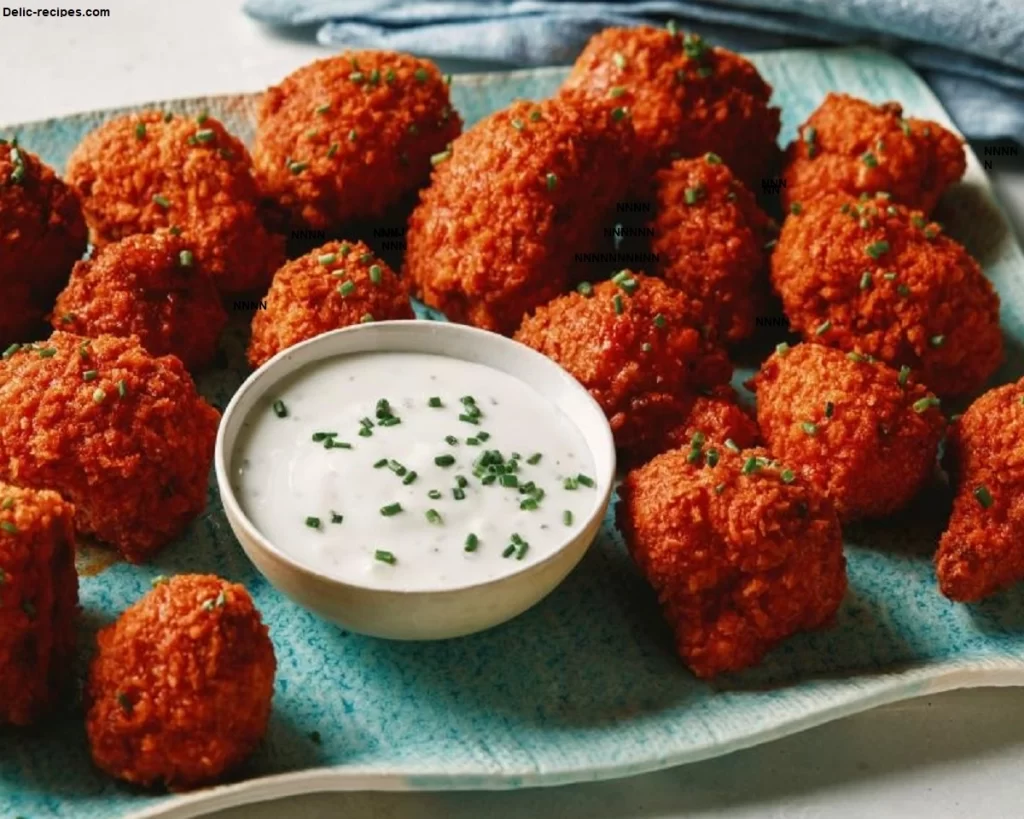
{"left": 4, "top": 46, "right": 1024, "bottom": 819}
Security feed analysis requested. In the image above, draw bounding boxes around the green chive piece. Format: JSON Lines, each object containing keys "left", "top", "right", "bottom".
{"left": 305, "top": 516, "right": 321, "bottom": 529}
{"left": 349, "top": 71, "right": 365, "bottom": 83}
{"left": 641, "top": 342, "right": 652, "bottom": 353}
{"left": 0, "top": 522, "right": 17, "bottom": 534}
{"left": 724, "top": 438, "right": 740, "bottom": 453}
{"left": 195, "top": 128, "right": 216, "bottom": 143}
{"left": 913, "top": 396, "right": 941, "bottom": 413}
{"left": 776, "top": 342, "right": 790, "bottom": 356}
{"left": 315, "top": 103, "right": 331, "bottom": 115}
{"left": 790, "top": 202, "right": 803, "bottom": 215}
{"left": 899, "top": 119, "right": 911, "bottom": 136}
{"left": 458, "top": 414, "right": 479, "bottom": 425}
{"left": 402, "top": 471, "right": 418, "bottom": 486}
{"left": 609, "top": 86, "right": 627, "bottom": 98}
{"left": 318, "top": 253, "right": 337, "bottom": 266}
{"left": 327, "top": 142, "right": 339, "bottom": 158}
{"left": 802, "top": 421, "right": 818, "bottom": 436}
{"left": 464, "top": 533, "right": 479, "bottom": 552}
{"left": 516, "top": 541, "right": 529, "bottom": 560}
{"left": 520, "top": 498, "right": 538, "bottom": 511}
{"left": 706, "top": 448, "right": 720, "bottom": 467}
{"left": 714, "top": 483, "right": 725, "bottom": 495}
{"left": 499, "top": 474, "right": 518, "bottom": 488}
{"left": 360, "top": 313, "right": 375, "bottom": 324}
{"left": 930, "top": 335, "right": 945, "bottom": 347}
{"left": 329, "top": 511, "right": 344, "bottom": 524}
{"left": 974, "top": 485, "right": 994, "bottom": 509}
{"left": 373, "top": 458, "right": 388, "bottom": 469}
{"left": 434, "top": 454, "right": 456, "bottom": 467}
{"left": 445, "top": 435, "right": 458, "bottom": 446}
{"left": 529, "top": 109, "right": 542, "bottom": 122}
{"left": 135, "top": 122, "right": 146, "bottom": 140}
{"left": 152, "top": 194, "right": 171, "bottom": 209}
{"left": 430, "top": 149, "right": 452, "bottom": 166}
{"left": 83, "top": 370, "right": 98, "bottom": 382}
{"left": 815, "top": 320, "right": 832, "bottom": 336}
{"left": 117, "top": 379, "right": 128, "bottom": 398}
{"left": 2, "top": 343, "right": 20, "bottom": 359}
{"left": 527, "top": 453, "right": 542, "bottom": 465}
{"left": 425, "top": 509, "right": 442, "bottom": 524}
{"left": 290, "top": 161, "right": 309, "bottom": 174}
{"left": 414, "top": 68, "right": 428, "bottom": 82}
{"left": 611, "top": 107, "right": 628, "bottom": 122}
{"left": 92, "top": 388, "right": 107, "bottom": 404}
{"left": 178, "top": 250, "right": 194, "bottom": 267}
{"left": 860, "top": 271, "right": 873, "bottom": 290}
{"left": 825, "top": 401, "right": 835, "bottom": 418}
{"left": 613, "top": 294, "right": 624, "bottom": 315}
{"left": 511, "top": 118, "right": 525, "bottom": 131}
{"left": 684, "top": 186, "right": 704, "bottom": 205}
{"left": 847, "top": 352, "right": 866, "bottom": 363}
{"left": 653, "top": 313, "right": 667, "bottom": 329}
{"left": 429, "top": 396, "right": 443, "bottom": 408}
{"left": 427, "top": 489, "right": 442, "bottom": 500}
{"left": 865, "top": 240, "right": 890, "bottom": 259}
{"left": 780, "top": 468, "right": 796, "bottom": 484}
{"left": 338, "top": 280, "right": 355, "bottom": 297}
{"left": 502, "top": 544, "right": 516, "bottom": 558}
{"left": 545, "top": 172, "right": 558, "bottom": 191}
{"left": 369, "top": 264, "right": 383, "bottom": 284}
{"left": 577, "top": 474, "right": 595, "bottom": 488}
{"left": 898, "top": 365, "right": 911, "bottom": 387}
{"left": 380, "top": 503, "right": 403, "bottom": 517}
{"left": 705, "top": 152, "right": 723, "bottom": 164}
{"left": 577, "top": 281, "right": 594, "bottom": 297}
{"left": 375, "top": 550, "right": 397, "bottom": 564}
{"left": 612, "top": 51, "right": 627, "bottom": 69}
{"left": 563, "top": 477, "right": 578, "bottom": 490}
{"left": 862, "top": 151, "right": 878, "bottom": 167}
{"left": 742, "top": 457, "right": 759, "bottom": 475}
{"left": 37, "top": 347, "right": 57, "bottom": 358}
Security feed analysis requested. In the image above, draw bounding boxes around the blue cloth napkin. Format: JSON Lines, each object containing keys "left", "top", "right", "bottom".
{"left": 243, "top": 0, "right": 1024, "bottom": 143}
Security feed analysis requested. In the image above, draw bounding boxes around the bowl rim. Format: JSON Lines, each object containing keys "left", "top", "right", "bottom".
{"left": 214, "top": 319, "right": 617, "bottom": 598}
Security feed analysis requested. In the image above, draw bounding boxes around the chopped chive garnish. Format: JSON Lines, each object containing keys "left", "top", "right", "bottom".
{"left": 714, "top": 483, "right": 725, "bottom": 495}
{"left": 331, "top": 511, "right": 344, "bottom": 524}
{"left": 861, "top": 151, "right": 878, "bottom": 167}
{"left": 305, "top": 516, "right": 321, "bottom": 529}
{"left": 2, "top": 343, "right": 20, "bottom": 359}
{"left": 913, "top": 396, "right": 941, "bottom": 413}
{"left": 724, "top": 439, "right": 740, "bottom": 453}
{"left": 611, "top": 107, "right": 628, "bottom": 122}
{"left": 83, "top": 370, "right": 98, "bottom": 382}
{"left": 430, "top": 149, "right": 452, "bottom": 166}
{"left": 445, "top": 435, "right": 458, "bottom": 446}
{"left": 373, "top": 458, "right": 388, "bottom": 468}
{"left": 318, "top": 253, "right": 337, "bottom": 266}
{"left": 93, "top": 388, "right": 107, "bottom": 404}
{"left": 865, "top": 240, "right": 890, "bottom": 259}
{"left": 825, "top": 401, "right": 835, "bottom": 418}
{"left": 427, "top": 489, "right": 442, "bottom": 500}
{"left": 453, "top": 487, "right": 466, "bottom": 500}
{"left": 195, "top": 128, "right": 216, "bottom": 143}
{"left": 860, "top": 271, "right": 873, "bottom": 290}
{"left": 152, "top": 194, "right": 171, "bottom": 208}
{"left": 428, "top": 396, "right": 442, "bottom": 408}
{"left": 520, "top": 498, "right": 539, "bottom": 511}
{"left": 502, "top": 544, "right": 516, "bottom": 558}
{"left": 380, "top": 503, "right": 403, "bottom": 516}
{"left": 898, "top": 365, "right": 910, "bottom": 387}
{"left": 0, "top": 522, "right": 17, "bottom": 534}
{"left": 563, "top": 477, "right": 578, "bottom": 490}
{"left": 499, "top": 474, "right": 518, "bottom": 488}
{"left": 802, "top": 421, "right": 818, "bottom": 436}
{"left": 815, "top": 320, "right": 832, "bottom": 336}
{"left": 612, "top": 51, "right": 626, "bottom": 69}
{"left": 653, "top": 313, "right": 666, "bottom": 329}
{"left": 402, "top": 471, "right": 418, "bottom": 485}
{"left": 465, "top": 533, "right": 479, "bottom": 551}
{"left": 338, "top": 280, "right": 355, "bottom": 297}
{"left": 369, "top": 265, "right": 383, "bottom": 284}
{"left": 327, "top": 142, "right": 339, "bottom": 158}
{"left": 742, "top": 456, "right": 759, "bottom": 475}
{"left": 527, "top": 453, "right": 542, "bottom": 465}
{"left": 847, "top": 352, "right": 866, "bottom": 363}
{"left": 178, "top": 250, "right": 194, "bottom": 267}
{"left": 930, "top": 335, "right": 945, "bottom": 347}
{"left": 387, "top": 459, "right": 407, "bottom": 476}
{"left": 360, "top": 313, "right": 374, "bottom": 324}
{"left": 117, "top": 380, "right": 128, "bottom": 398}
{"left": 780, "top": 468, "right": 796, "bottom": 483}
{"left": 425, "top": 509, "right": 442, "bottom": 524}
{"left": 546, "top": 172, "right": 558, "bottom": 191}
{"left": 613, "top": 294, "right": 624, "bottom": 315}
{"left": 374, "top": 550, "right": 397, "bottom": 564}
{"left": 414, "top": 67, "right": 428, "bottom": 82}
{"left": 684, "top": 186, "right": 703, "bottom": 205}
{"left": 790, "top": 202, "right": 803, "bottom": 215}
{"left": 776, "top": 342, "right": 790, "bottom": 356}
{"left": 706, "top": 448, "right": 720, "bottom": 467}
{"left": 974, "top": 485, "right": 994, "bottom": 509}
{"left": 476, "top": 431, "right": 490, "bottom": 442}
{"left": 466, "top": 437, "right": 480, "bottom": 445}
{"left": 577, "top": 282, "right": 593, "bottom": 297}
{"left": 38, "top": 347, "right": 57, "bottom": 358}
{"left": 459, "top": 414, "right": 479, "bottom": 424}
{"left": 434, "top": 454, "right": 456, "bottom": 467}
{"left": 516, "top": 541, "right": 529, "bottom": 560}
{"left": 563, "top": 510, "right": 573, "bottom": 526}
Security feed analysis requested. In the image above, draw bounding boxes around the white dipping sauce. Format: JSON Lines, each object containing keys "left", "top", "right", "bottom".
{"left": 232, "top": 352, "right": 597, "bottom": 591}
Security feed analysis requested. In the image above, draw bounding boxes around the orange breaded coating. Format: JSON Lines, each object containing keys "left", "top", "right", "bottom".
{"left": 618, "top": 446, "right": 846, "bottom": 678}
{"left": 751, "top": 343, "right": 944, "bottom": 521}
{"left": 782, "top": 93, "right": 965, "bottom": 214}
{"left": 86, "top": 574, "right": 275, "bottom": 789}
{"left": 771, "top": 193, "right": 1001, "bottom": 397}
{"left": 66, "top": 112, "right": 284, "bottom": 293}
{"left": 406, "top": 93, "right": 637, "bottom": 335}
{"left": 0, "top": 333, "right": 219, "bottom": 562}
{"left": 515, "top": 273, "right": 733, "bottom": 459}
{"left": 248, "top": 240, "right": 414, "bottom": 368}
{"left": 937, "top": 380, "right": 1024, "bottom": 601}
{"left": 253, "top": 51, "right": 461, "bottom": 230}
{"left": 561, "top": 26, "right": 781, "bottom": 187}
{"left": 52, "top": 232, "right": 227, "bottom": 372}
{"left": 0, "top": 484, "right": 77, "bottom": 726}
{"left": 0, "top": 140, "right": 88, "bottom": 339}
{"left": 650, "top": 154, "right": 775, "bottom": 342}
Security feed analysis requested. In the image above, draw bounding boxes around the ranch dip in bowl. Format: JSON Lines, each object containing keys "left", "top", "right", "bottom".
{"left": 215, "top": 320, "right": 615, "bottom": 640}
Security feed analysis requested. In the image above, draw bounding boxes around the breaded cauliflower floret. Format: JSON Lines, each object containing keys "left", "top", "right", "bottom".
{"left": 751, "top": 343, "right": 945, "bottom": 521}
{"left": 771, "top": 193, "right": 1001, "bottom": 397}
{"left": 247, "top": 240, "right": 413, "bottom": 368}
{"left": 53, "top": 232, "right": 227, "bottom": 372}
{"left": 66, "top": 112, "right": 284, "bottom": 293}
{"left": 0, "top": 332, "right": 219, "bottom": 562}
{"left": 514, "top": 273, "right": 733, "bottom": 461}
{"left": 561, "top": 26, "right": 781, "bottom": 187}
{"left": 0, "top": 140, "right": 87, "bottom": 339}
{"left": 937, "top": 379, "right": 1024, "bottom": 601}
{"left": 253, "top": 51, "right": 461, "bottom": 231}
{"left": 650, "top": 153, "right": 775, "bottom": 342}
{"left": 618, "top": 445, "right": 846, "bottom": 678}
{"left": 405, "top": 92, "right": 637, "bottom": 335}
{"left": 0, "top": 483, "right": 77, "bottom": 726}
{"left": 86, "top": 574, "right": 275, "bottom": 789}
{"left": 782, "top": 93, "right": 965, "bottom": 213}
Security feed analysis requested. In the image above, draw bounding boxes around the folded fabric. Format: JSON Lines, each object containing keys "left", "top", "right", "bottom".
{"left": 243, "top": 0, "right": 1024, "bottom": 142}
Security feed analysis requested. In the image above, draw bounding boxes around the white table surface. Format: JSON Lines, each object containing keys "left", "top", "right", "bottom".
{"left": 3, "top": 2, "right": 1024, "bottom": 817}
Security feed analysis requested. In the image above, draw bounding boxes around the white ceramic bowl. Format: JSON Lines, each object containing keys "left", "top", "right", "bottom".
{"left": 215, "top": 320, "right": 616, "bottom": 640}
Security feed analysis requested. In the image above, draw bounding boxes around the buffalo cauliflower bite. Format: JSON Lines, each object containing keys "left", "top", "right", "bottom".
{"left": 514, "top": 273, "right": 733, "bottom": 461}
{"left": 52, "top": 232, "right": 227, "bottom": 372}
{"left": 751, "top": 343, "right": 945, "bottom": 521}
{"left": 253, "top": 51, "right": 461, "bottom": 231}
{"left": 650, "top": 153, "right": 775, "bottom": 342}
{"left": 937, "top": 379, "right": 1024, "bottom": 601}
{"left": 618, "top": 445, "right": 847, "bottom": 678}
{"left": 0, "top": 484, "right": 78, "bottom": 726}
{"left": 561, "top": 26, "right": 781, "bottom": 188}
{"left": 0, "top": 140, "right": 88, "bottom": 340}
{"left": 782, "top": 93, "right": 965, "bottom": 214}
{"left": 247, "top": 240, "right": 413, "bottom": 368}
{"left": 0, "top": 332, "right": 219, "bottom": 562}
{"left": 771, "top": 193, "right": 1001, "bottom": 397}
{"left": 66, "top": 111, "right": 284, "bottom": 293}
{"left": 405, "top": 92, "right": 637, "bottom": 335}
{"left": 86, "top": 574, "right": 276, "bottom": 789}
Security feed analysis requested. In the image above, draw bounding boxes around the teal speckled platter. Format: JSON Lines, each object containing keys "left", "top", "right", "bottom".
{"left": 4, "top": 46, "right": 1024, "bottom": 819}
